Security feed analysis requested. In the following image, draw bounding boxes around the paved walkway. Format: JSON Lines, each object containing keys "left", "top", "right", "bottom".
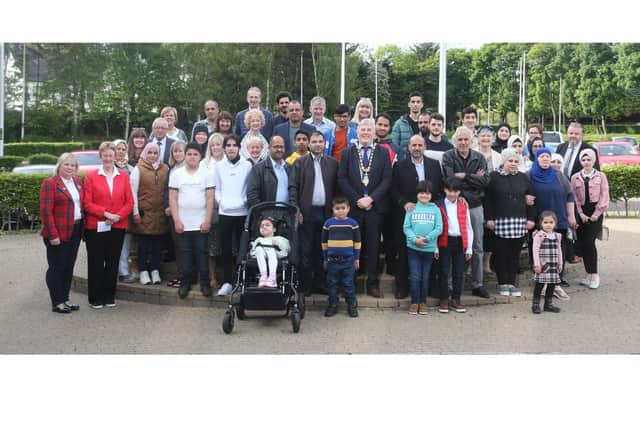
{"left": 1, "top": 218, "right": 639, "bottom": 354}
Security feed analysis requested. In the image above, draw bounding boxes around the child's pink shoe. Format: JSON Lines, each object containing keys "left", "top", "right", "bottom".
{"left": 258, "top": 274, "right": 268, "bottom": 287}
{"left": 265, "top": 273, "right": 278, "bottom": 287}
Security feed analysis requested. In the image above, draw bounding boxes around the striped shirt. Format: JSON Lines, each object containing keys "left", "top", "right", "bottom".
{"left": 321, "top": 216, "right": 361, "bottom": 260}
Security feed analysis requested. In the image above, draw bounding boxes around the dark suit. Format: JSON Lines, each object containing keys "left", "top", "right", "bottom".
{"left": 246, "top": 157, "right": 297, "bottom": 208}
{"left": 338, "top": 143, "right": 392, "bottom": 289}
{"left": 295, "top": 154, "right": 339, "bottom": 293}
{"left": 391, "top": 155, "right": 444, "bottom": 296}
{"left": 273, "top": 121, "right": 317, "bottom": 157}
{"left": 555, "top": 140, "right": 600, "bottom": 178}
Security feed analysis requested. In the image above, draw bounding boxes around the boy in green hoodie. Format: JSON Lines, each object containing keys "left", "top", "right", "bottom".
{"left": 403, "top": 181, "right": 443, "bottom": 315}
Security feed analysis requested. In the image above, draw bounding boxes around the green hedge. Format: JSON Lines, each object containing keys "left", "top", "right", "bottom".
{"left": 4, "top": 143, "right": 86, "bottom": 157}
{"left": 0, "top": 173, "right": 49, "bottom": 229}
{"left": 27, "top": 153, "right": 59, "bottom": 165}
{"left": 0, "top": 156, "right": 26, "bottom": 172}
{"left": 602, "top": 164, "right": 640, "bottom": 215}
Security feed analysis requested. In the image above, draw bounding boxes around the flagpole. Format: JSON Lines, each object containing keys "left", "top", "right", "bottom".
{"left": 438, "top": 43, "right": 447, "bottom": 123}
{"left": 340, "top": 43, "right": 346, "bottom": 104}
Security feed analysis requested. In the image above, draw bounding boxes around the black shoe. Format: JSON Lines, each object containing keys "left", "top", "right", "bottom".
{"left": 64, "top": 302, "right": 80, "bottom": 311}
{"left": 531, "top": 298, "right": 541, "bottom": 314}
{"left": 52, "top": 305, "right": 71, "bottom": 314}
{"left": 544, "top": 301, "right": 561, "bottom": 313}
{"left": 559, "top": 279, "right": 570, "bottom": 288}
{"left": 347, "top": 304, "right": 359, "bottom": 318}
{"left": 178, "top": 284, "right": 191, "bottom": 299}
{"left": 324, "top": 305, "right": 338, "bottom": 317}
{"left": 200, "top": 285, "right": 213, "bottom": 297}
{"left": 471, "top": 286, "right": 491, "bottom": 299}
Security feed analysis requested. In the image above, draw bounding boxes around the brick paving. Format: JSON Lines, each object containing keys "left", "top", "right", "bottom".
{"left": 1, "top": 218, "right": 639, "bottom": 354}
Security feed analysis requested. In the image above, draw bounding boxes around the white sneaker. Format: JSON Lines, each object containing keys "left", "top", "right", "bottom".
{"left": 151, "top": 270, "right": 161, "bottom": 285}
{"left": 588, "top": 275, "right": 600, "bottom": 289}
{"left": 498, "top": 285, "right": 510, "bottom": 296}
{"left": 217, "top": 282, "right": 233, "bottom": 296}
{"left": 139, "top": 270, "right": 151, "bottom": 285}
{"left": 509, "top": 286, "right": 522, "bottom": 297}
{"left": 105, "top": 302, "right": 117, "bottom": 308}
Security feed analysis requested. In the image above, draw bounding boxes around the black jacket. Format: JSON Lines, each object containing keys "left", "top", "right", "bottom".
{"left": 337, "top": 143, "right": 392, "bottom": 214}
{"left": 555, "top": 140, "right": 600, "bottom": 178}
{"left": 484, "top": 171, "right": 536, "bottom": 221}
{"left": 294, "top": 154, "right": 338, "bottom": 219}
{"left": 246, "top": 157, "right": 297, "bottom": 208}
{"left": 391, "top": 155, "right": 444, "bottom": 210}
{"left": 441, "top": 148, "right": 490, "bottom": 208}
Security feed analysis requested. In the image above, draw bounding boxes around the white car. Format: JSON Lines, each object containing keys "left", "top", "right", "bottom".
{"left": 12, "top": 164, "right": 56, "bottom": 174}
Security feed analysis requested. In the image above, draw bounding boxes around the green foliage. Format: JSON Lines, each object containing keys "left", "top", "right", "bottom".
{"left": 602, "top": 165, "right": 640, "bottom": 203}
{"left": 4, "top": 143, "right": 85, "bottom": 157}
{"left": 27, "top": 153, "right": 58, "bottom": 164}
{"left": 0, "top": 173, "right": 48, "bottom": 227}
{"left": 0, "top": 156, "right": 26, "bottom": 172}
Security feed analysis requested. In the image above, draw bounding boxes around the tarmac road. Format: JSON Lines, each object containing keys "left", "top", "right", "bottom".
{"left": 1, "top": 218, "right": 640, "bottom": 354}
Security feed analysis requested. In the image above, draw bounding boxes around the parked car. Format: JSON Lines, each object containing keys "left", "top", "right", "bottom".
{"left": 611, "top": 136, "right": 638, "bottom": 147}
{"left": 12, "top": 164, "right": 56, "bottom": 175}
{"left": 71, "top": 150, "right": 101, "bottom": 173}
{"left": 542, "top": 131, "right": 564, "bottom": 154}
{"left": 592, "top": 141, "right": 640, "bottom": 166}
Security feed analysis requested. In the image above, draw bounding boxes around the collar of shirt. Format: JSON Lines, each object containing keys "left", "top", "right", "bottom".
{"left": 270, "top": 157, "right": 285, "bottom": 170}
{"left": 444, "top": 198, "right": 457, "bottom": 207}
{"left": 311, "top": 153, "right": 323, "bottom": 162}
{"left": 358, "top": 143, "right": 373, "bottom": 150}
{"left": 411, "top": 156, "right": 424, "bottom": 166}
{"left": 98, "top": 165, "right": 121, "bottom": 177}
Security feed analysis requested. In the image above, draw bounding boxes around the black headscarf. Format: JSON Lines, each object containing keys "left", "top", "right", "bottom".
{"left": 492, "top": 123, "right": 511, "bottom": 153}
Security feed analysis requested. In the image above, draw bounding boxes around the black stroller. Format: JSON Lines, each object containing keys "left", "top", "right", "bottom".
{"left": 222, "top": 201, "right": 305, "bottom": 334}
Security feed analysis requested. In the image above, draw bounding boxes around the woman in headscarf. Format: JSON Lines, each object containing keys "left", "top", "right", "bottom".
{"left": 114, "top": 139, "right": 136, "bottom": 283}
{"left": 570, "top": 148, "right": 610, "bottom": 290}
{"left": 492, "top": 123, "right": 511, "bottom": 153}
{"left": 507, "top": 135, "right": 532, "bottom": 172}
{"left": 130, "top": 142, "right": 170, "bottom": 285}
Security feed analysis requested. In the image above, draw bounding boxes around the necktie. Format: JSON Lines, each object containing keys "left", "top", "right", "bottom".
{"left": 363, "top": 146, "right": 370, "bottom": 168}
{"left": 564, "top": 144, "right": 575, "bottom": 177}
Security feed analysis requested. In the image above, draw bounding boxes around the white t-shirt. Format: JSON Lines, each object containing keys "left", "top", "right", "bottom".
{"left": 168, "top": 166, "right": 214, "bottom": 231}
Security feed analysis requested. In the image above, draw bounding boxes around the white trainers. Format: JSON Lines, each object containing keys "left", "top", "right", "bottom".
{"left": 139, "top": 270, "right": 151, "bottom": 285}
{"left": 509, "top": 286, "right": 522, "bottom": 297}
{"left": 151, "top": 270, "right": 161, "bottom": 285}
{"left": 498, "top": 285, "right": 510, "bottom": 296}
{"left": 217, "top": 282, "right": 233, "bottom": 296}
{"left": 588, "top": 275, "right": 600, "bottom": 289}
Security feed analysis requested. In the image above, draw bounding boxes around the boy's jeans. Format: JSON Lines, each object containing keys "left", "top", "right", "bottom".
{"left": 326, "top": 256, "right": 356, "bottom": 306}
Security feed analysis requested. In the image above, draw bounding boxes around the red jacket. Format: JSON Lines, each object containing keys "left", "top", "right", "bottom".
{"left": 83, "top": 168, "right": 133, "bottom": 230}
{"left": 40, "top": 175, "right": 84, "bottom": 241}
{"left": 436, "top": 199, "right": 470, "bottom": 251}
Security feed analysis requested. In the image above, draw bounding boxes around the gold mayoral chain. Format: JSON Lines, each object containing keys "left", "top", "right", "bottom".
{"left": 357, "top": 143, "right": 376, "bottom": 186}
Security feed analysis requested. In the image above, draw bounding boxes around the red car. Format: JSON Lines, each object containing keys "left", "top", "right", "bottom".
{"left": 71, "top": 150, "right": 102, "bottom": 173}
{"left": 592, "top": 141, "right": 640, "bottom": 166}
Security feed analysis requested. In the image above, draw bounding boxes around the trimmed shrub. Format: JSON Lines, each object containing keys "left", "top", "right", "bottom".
{"left": 4, "top": 142, "right": 86, "bottom": 157}
{"left": 602, "top": 164, "right": 640, "bottom": 216}
{"left": 0, "top": 156, "right": 26, "bottom": 172}
{"left": 27, "top": 153, "right": 59, "bottom": 165}
{"left": 0, "top": 173, "right": 49, "bottom": 229}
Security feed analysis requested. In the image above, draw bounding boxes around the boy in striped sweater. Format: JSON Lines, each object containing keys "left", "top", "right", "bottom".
{"left": 321, "top": 197, "right": 361, "bottom": 318}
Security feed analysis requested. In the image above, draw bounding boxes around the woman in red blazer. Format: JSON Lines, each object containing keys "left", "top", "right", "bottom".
{"left": 83, "top": 141, "right": 134, "bottom": 309}
{"left": 40, "top": 153, "right": 84, "bottom": 314}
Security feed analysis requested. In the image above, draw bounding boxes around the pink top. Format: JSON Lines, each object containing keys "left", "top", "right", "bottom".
{"left": 570, "top": 170, "right": 610, "bottom": 219}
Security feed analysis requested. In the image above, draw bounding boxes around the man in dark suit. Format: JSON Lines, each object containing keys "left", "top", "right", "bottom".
{"left": 235, "top": 86, "right": 274, "bottom": 139}
{"left": 272, "top": 100, "right": 316, "bottom": 157}
{"left": 337, "top": 118, "right": 392, "bottom": 297}
{"left": 246, "top": 136, "right": 297, "bottom": 208}
{"left": 149, "top": 117, "right": 176, "bottom": 164}
{"left": 391, "top": 134, "right": 444, "bottom": 299}
{"left": 555, "top": 121, "right": 600, "bottom": 179}
{"left": 295, "top": 130, "right": 338, "bottom": 296}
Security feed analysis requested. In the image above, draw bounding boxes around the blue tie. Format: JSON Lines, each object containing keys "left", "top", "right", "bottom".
{"left": 363, "top": 147, "right": 370, "bottom": 168}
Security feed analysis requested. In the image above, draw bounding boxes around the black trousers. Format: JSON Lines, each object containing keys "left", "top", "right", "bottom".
{"left": 85, "top": 228, "right": 125, "bottom": 306}
{"left": 394, "top": 209, "right": 410, "bottom": 293}
{"left": 576, "top": 216, "right": 602, "bottom": 274}
{"left": 493, "top": 235, "right": 525, "bottom": 286}
{"left": 351, "top": 208, "right": 383, "bottom": 289}
{"left": 299, "top": 206, "right": 327, "bottom": 293}
{"left": 219, "top": 215, "right": 245, "bottom": 284}
{"left": 44, "top": 223, "right": 82, "bottom": 307}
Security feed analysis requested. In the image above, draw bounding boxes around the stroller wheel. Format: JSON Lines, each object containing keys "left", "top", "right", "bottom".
{"left": 291, "top": 308, "right": 301, "bottom": 333}
{"left": 222, "top": 310, "right": 235, "bottom": 334}
{"left": 297, "top": 293, "right": 306, "bottom": 320}
{"left": 236, "top": 304, "right": 246, "bottom": 320}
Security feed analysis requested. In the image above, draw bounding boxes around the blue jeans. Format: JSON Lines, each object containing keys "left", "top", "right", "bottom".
{"left": 137, "top": 234, "right": 162, "bottom": 272}
{"left": 326, "top": 256, "right": 356, "bottom": 306}
{"left": 438, "top": 236, "right": 465, "bottom": 301}
{"left": 177, "top": 231, "right": 209, "bottom": 288}
{"left": 407, "top": 248, "right": 434, "bottom": 304}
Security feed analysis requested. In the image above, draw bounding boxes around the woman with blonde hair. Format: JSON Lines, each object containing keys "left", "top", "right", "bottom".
{"left": 240, "top": 110, "right": 269, "bottom": 160}
{"left": 352, "top": 97, "right": 374, "bottom": 126}
{"left": 161, "top": 106, "right": 188, "bottom": 142}
{"left": 39, "top": 153, "right": 84, "bottom": 313}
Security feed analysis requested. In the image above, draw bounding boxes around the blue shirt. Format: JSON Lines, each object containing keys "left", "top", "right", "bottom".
{"left": 271, "top": 158, "right": 288, "bottom": 203}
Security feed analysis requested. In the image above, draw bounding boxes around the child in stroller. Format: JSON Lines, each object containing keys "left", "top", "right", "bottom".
{"left": 250, "top": 216, "right": 290, "bottom": 288}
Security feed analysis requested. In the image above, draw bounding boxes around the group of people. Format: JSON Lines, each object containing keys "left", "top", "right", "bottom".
{"left": 39, "top": 87, "right": 610, "bottom": 317}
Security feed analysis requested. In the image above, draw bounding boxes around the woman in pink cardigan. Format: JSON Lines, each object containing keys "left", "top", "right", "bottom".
{"left": 570, "top": 148, "right": 609, "bottom": 289}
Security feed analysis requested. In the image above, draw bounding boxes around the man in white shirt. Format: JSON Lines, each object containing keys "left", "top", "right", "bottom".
{"left": 169, "top": 142, "right": 214, "bottom": 299}
{"left": 304, "top": 96, "right": 336, "bottom": 135}
{"left": 150, "top": 117, "right": 175, "bottom": 164}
